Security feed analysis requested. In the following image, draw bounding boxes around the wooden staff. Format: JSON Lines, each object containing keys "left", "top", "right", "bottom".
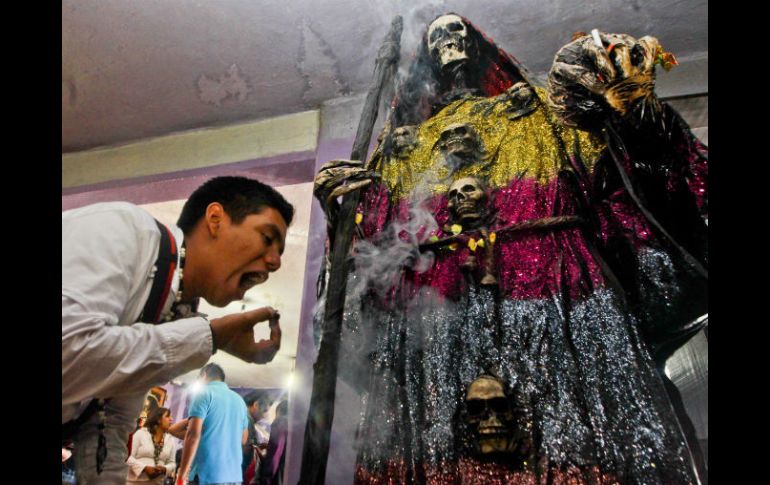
{"left": 298, "top": 16, "right": 403, "bottom": 485}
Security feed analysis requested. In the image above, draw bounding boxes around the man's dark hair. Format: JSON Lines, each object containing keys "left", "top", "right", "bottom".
{"left": 244, "top": 390, "right": 270, "bottom": 409}
{"left": 144, "top": 406, "right": 170, "bottom": 434}
{"left": 200, "top": 362, "right": 226, "bottom": 381}
{"left": 177, "top": 176, "right": 295, "bottom": 234}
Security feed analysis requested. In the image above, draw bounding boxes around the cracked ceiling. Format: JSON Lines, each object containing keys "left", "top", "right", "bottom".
{"left": 62, "top": 0, "right": 707, "bottom": 153}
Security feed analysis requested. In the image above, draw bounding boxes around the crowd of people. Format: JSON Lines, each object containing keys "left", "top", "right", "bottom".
{"left": 63, "top": 363, "right": 289, "bottom": 485}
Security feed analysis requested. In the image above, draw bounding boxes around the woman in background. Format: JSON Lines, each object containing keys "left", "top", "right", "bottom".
{"left": 126, "top": 407, "right": 177, "bottom": 485}
{"left": 257, "top": 400, "right": 288, "bottom": 485}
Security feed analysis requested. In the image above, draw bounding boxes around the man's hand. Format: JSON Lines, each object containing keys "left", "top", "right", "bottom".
{"left": 143, "top": 465, "right": 162, "bottom": 478}
{"left": 210, "top": 307, "right": 282, "bottom": 364}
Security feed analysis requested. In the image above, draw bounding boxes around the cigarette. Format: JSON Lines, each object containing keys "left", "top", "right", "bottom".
{"left": 591, "top": 29, "right": 603, "bottom": 48}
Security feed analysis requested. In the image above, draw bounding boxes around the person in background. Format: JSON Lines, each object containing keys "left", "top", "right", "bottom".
{"left": 242, "top": 392, "right": 272, "bottom": 485}
{"left": 257, "top": 400, "right": 288, "bottom": 485}
{"left": 127, "top": 407, "right": 177, "bottom": 485}
{"left": 63, "top": 176, "right": 290, "bottom": 484}
{"left": 253, "top": 398, "right": 272, "bottom": 475}
{"left": 176, "top": 363, "right": 250, "bottom": 485}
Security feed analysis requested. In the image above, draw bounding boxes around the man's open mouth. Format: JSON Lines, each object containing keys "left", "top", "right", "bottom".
{"left": 239, "top": 272, "right": 268, "bottom": 290}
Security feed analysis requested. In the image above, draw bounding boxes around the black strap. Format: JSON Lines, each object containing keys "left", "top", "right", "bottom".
{"left": 62, "top": 399, "right": 101, "bottom": 443}
{"left": 138, "top": 220, "right": 178, "bottom": 323}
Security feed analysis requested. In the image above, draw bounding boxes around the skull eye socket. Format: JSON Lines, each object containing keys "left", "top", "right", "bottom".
{"left": 454, "top": 126, "right": 468, "bottom": 136}
{"left": 449, "top": 189, "right": 458, "bottom": 199}
{"left": 430, "top": 29, "right": 442, "bottom": 43}
{"left": 467, "top": 397, "right": 508, "bottom": 417}
{"left": 488, "top": 397, "right": 509, "bottom": 414}
{"left": 448, "top": 22, "right": 464, "bottom": 32}
{"left": 467, "top": 399, "right": 486, "bottom": 417}
{"left": 461, "top": 184, "right": 477, "bottom": 192}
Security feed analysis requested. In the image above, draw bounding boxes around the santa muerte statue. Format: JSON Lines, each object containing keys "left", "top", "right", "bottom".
{"left": 313, "top": 13, "right": 707, "bottom": 485}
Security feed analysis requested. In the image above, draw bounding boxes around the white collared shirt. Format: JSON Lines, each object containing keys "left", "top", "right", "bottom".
{"left": 126, "top": 428, "right": 177, "bottom": 482}
{"left": 62, "top": 202, "right": 213, "bottom": 423}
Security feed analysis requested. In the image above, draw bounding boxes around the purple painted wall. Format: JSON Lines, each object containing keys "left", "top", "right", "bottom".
{"left": 284, "top": 137, "right": 355, "bottom": 484}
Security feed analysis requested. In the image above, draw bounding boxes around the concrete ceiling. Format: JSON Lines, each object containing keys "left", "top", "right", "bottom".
{"left": 62, "top": 0, "right": 707, "bottom": 153}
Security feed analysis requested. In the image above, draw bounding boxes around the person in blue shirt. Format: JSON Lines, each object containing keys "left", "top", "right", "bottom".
{"left": 176, "top": 363, "right": 250, "bottom": 485}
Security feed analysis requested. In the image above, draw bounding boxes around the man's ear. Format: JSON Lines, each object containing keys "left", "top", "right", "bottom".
{"left": 204, "top": 202, "right": 226, "bottom": 237}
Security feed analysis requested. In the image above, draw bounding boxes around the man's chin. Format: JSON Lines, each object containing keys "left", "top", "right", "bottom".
{"left": 204, "top": 284, "right": 258, "bottom": 307}
{"left": 205, "top": 293, "right": 238, "bottom": 308}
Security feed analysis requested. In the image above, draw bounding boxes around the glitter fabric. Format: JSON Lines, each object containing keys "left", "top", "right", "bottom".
{"left": 348, "top": 124, "right": 704, "bottom": 484}
{"left": 336, "top": 16, "right": 707, "bottom": 485}
{"left": 586, "top": 102, "right": 709, "bottom": 347}
{"left": 345, "top": 289, "right": 696, "bottom": 484}
{"left": 357, "top": 459, "right": 622, "bottom": 484}
{"left": 685, "top": 137, "right": 708, "bottom": 215}
{"left": 361, "top": 174, "right": 606, "bottom": 302}
{"left": 379, "top": 89, "right": 606, "bottom": 201}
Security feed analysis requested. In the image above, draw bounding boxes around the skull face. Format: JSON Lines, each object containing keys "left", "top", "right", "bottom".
{"left": 466, "top": 375, "right": 515, "bottom": 454}
{"left": 447, "top": 177, "right": 487, "bottom": 227}
{"left": 427, "top": 14, "right": 471, "bottom": 69}
{"left": 438, "top": 123, "right": 482, "bottom": 170}
{"left": 391, "top": 125, "right": 418, "bottom": 159}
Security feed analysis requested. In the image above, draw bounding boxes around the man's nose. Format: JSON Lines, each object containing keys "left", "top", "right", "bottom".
{"left": 266, "top": 248, "right": 282, "bottom": 272}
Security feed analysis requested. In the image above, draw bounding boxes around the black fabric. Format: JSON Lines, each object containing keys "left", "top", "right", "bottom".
{"left": 139, "top": 219, "right": 178, "bottom": 324}
{"left": 61, "top": 398, "right": 100, "bottom": 444}
{"left": 96, "top": 414, "right": 107, "bottom": 475}
{"left": 61, "top": 399, "right": 108, "bottom": 475}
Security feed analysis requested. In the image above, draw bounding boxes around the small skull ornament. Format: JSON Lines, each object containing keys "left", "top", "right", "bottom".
{"left": 427, "top": 14, "right": 472, "bottom": 69}
{"left": 466, "top": 375, "right": 515, "bottom": 454}
{"left": 447, "top": 177, "right": 487, "bottom": 228}
{"left": 391, "top": 125, "right": 418, "bottom": 159}
{"left": 438, "top": 123, "right": 483, "bottom": 173}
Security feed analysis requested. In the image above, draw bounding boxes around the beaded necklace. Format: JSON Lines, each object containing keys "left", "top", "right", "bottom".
{"left": 152, "top": 430, "right": 165, "bottom": 465}
{"left": 162, "top": 242, "right": 200, "bottom": 321}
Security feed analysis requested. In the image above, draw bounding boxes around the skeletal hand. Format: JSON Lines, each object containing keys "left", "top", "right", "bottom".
{"left": 547, "top": 31, "right": 667, "bottom": 129}
{"left": 479, "top": 81, "right": 538, "bottom": 119}
{"left": 313, "top": 159, "right": 378, "bottom": 224}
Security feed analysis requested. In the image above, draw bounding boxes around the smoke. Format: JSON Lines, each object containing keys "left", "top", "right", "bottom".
{"left": 348, "top": 173, "right": 442, "bottom": 303}
{"left": 350, "top": 211, "right": 435, "bottom": 298}
{"left": 367, "top": 0, "right": 450, "bottom": 131}
{"left": 305, "top": 4, "right": 458, "bottom": 480}
{"left": 368, "top": 0, "right": 447, "bottom": 62}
